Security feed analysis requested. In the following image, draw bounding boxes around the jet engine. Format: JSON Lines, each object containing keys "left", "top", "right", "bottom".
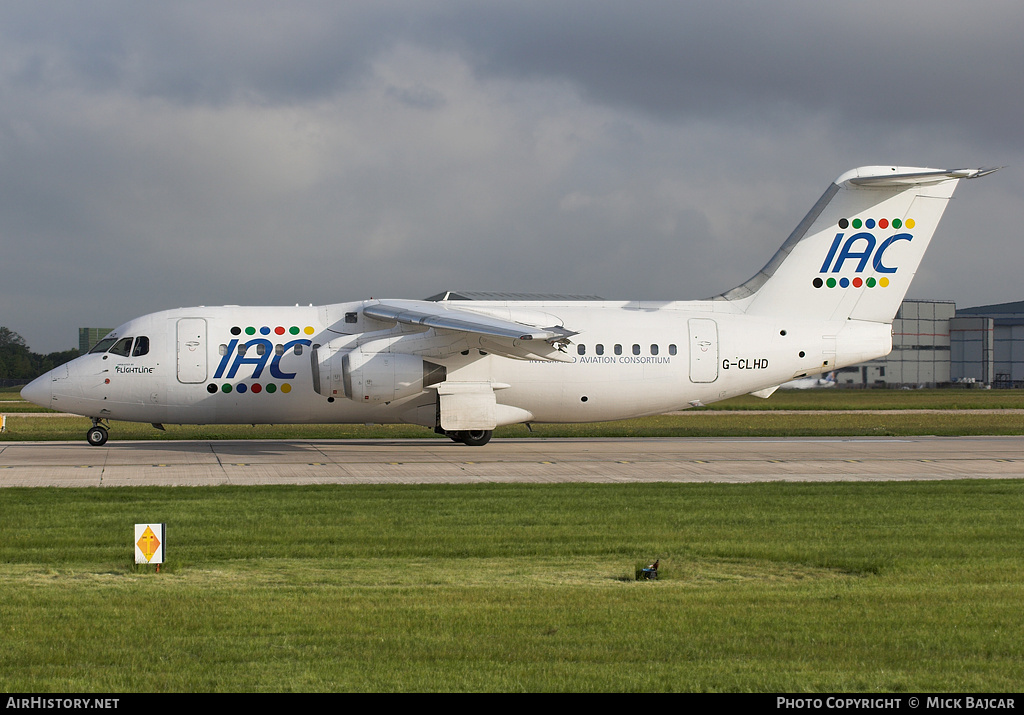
{"left": 312, "top": 338, "right": 445, "bottom": 404}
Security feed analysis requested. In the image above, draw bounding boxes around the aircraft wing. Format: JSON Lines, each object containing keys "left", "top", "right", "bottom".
{"left": 363, "top": 299, "right": 577, "bottom": 362}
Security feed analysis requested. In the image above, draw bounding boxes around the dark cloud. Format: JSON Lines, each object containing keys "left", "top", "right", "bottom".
{"left": 3, "top": 2, "right": 396, "bottom": 104}
{"left": 1, "top": 2, "right": 1020, "bottom": 353}
{"left": 420, "top": 2, "right": 1024, "bottom": 147}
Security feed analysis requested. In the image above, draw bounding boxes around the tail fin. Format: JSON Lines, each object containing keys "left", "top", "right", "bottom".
{"left": 717, "top": 166, "right": 997, "bottom": 323}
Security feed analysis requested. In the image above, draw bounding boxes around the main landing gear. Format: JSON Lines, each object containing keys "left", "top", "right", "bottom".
{"left": 86, "top": 419, "right": 109, "bottom": 446}
{"left": 445, "top": 429, "right": 493, "bottom": 446}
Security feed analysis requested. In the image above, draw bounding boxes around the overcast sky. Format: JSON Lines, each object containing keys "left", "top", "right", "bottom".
{"left": 2, "top": 1, "right": 1021, "bottom": 353}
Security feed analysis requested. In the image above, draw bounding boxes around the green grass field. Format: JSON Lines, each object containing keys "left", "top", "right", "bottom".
{"left": 2, "top": 481, "right": 1022, "bottom": 692}
{"left": 6, "top": 383, "right": 1024, "bottom": 411}
{"left": 701, "top": 387, "right": 1024, "bottom": 411}
{"left": 3, "top": 387, "right": 1024, "bottom": 441}
{"left": 3, "top": 411, "right": 1024, "bottom": 441}
{"left": 4, "top": 385, "right": 1024, "bottom": 692}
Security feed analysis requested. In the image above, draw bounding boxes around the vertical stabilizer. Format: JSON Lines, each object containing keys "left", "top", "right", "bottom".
{"left": 718, "top": 166, "right": 996, "bottom": 323}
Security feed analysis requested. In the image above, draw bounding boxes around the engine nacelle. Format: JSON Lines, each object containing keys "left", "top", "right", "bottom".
{"left": 343, "top": 350, "right": 429, "bottom": 404}
{"left": 312, "top": 338, "right": 445, "bottom": 404}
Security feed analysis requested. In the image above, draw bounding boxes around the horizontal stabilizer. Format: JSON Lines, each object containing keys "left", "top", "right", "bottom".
{"left": 844, "top": 167, "right": 1001, "bottom": 186}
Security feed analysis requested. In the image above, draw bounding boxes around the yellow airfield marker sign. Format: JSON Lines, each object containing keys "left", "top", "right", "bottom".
{"left": 135, "top": 523, "right": 165, "bottom": 565}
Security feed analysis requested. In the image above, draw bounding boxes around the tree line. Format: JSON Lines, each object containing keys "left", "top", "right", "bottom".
{"left": 0, "top": 327, "right": 80, "bottom": 381}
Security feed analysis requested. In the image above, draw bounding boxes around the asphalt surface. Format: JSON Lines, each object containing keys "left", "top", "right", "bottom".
{"left": 1, "top": 435, "right": 1021, "bottom": 487}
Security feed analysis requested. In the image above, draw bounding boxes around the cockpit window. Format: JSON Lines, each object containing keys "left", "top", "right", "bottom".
{"left": 88, "top": 335, "right": 150, "bottom": 356}
{"left": 89, "top": 338, "right": 118, "bottom": 354}
{"left": 108, "top": 337, "right": 134, "bottom": 357}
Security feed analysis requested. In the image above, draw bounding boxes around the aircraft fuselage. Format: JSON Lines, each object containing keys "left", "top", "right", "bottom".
{"left": 36, "top": 300, "right": 889, "bottom": 428}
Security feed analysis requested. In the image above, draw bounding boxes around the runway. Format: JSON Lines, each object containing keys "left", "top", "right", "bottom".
{"left": 1, "top": 435, "right": 1021, "bottom": 487}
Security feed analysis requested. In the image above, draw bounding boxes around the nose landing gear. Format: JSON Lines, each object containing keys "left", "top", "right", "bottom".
{"left": 86, "top": 419, "right": 109, "bottom": 446}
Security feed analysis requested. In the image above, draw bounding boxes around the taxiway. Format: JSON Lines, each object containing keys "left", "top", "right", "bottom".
{"left": 1, "top": 435, "right": 1021, "bottom": 487}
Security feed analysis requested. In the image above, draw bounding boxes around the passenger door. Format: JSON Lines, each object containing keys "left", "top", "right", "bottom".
{"left": 688, "top": 318, "right": 719, "bottom": 383}
{"left": 176, "top": 318, "right": 207, "bottom": 384}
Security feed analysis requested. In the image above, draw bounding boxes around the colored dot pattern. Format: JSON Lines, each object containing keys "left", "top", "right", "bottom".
{"left": 816, "top": 276, "right": 891, "bottom": 289}
{"left": 231, "top": 325, "right": 315, "bottom": 338}
{"left": 840, "top": 217, "right": 912, "bottom": 231}
{"left": 813, "top": 219, "right": 913, "bottom": 289}
{"left": 210, "top": 382, "right": 293, "bottom": 395}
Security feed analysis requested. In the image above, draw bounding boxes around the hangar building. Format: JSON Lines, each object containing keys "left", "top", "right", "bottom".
{"left": 954, "top": 301, "right": 1024, "bottom": 388}
{"left": 835, "top": 299, "right": 1024, "bottom": 388}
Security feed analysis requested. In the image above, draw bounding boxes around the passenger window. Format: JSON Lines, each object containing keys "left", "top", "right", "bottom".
{"left": 238, "top": 344, "right": 246, "bottom": 356}
{"left": 669, "top": 344, "right": 677, "bottom": 356}
{"left": 219, "top": 344, "right": 228, "bottom": 356}
{"left": 651, "top": 344, "right": 659, "bottom": 356}
{"left": 109, "top": 338, "right": 133, "bottom": 357}
{"left": 345, "top": 312, "right": 358, "bottom": 324}
{"left": 632, "top": 344, "right": 640, "bottom": 355}
{"left": 256, "top": 343, "right": 266, "bottom": 356}
{"left": 577, "top": 344, "right": 586, "bottom": 356}
{"left": 614, "top": 344, "right": 622, "bottom": 356}
{"left": 294, "top": 344, "right": 303, "bottom": 356}
{"left": 596, "top": 344, "right": 604, "bottom": 356}
{"left": 275, "top": 344, "right": 285, "bottom": 356}
{"left": 132, "top": 336, "right": 150, "bottom": 357}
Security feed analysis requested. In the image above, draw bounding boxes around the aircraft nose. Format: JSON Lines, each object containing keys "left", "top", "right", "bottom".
{"left": 20, "top": 374, "right": 52, "bottom": 408}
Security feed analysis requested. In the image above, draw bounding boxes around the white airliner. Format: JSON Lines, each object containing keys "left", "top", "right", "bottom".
{"left": 22, "top": 165, "right": 997, "bottom": 446}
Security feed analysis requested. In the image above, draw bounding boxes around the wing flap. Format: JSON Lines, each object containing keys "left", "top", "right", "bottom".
{"left": 363, "top": 299, "right": 576, "bottom": 362}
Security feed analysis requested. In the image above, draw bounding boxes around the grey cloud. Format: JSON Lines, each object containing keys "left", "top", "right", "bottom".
{"left": 1, "top": 2, "right": 1021, "bottom": 353}
{"left": 417, "top": 2, "right": 1024, "bottom": 148}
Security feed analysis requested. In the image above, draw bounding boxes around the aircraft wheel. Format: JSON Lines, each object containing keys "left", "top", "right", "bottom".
{"left": 86, "top": 425, "right": 109, "bottom": 447}
{"left": 460, "top": 429, "right": 493, "bottom": 447}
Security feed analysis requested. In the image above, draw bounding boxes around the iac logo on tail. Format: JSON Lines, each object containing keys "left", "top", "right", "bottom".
{"left": 813, "top": 217, "right": 916, "bottom": 289}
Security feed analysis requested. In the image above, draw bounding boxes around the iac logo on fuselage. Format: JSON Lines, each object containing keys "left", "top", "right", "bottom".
{"left": 206, "top": 323, "right": 318, "bottom": 396}
{"left": 812, "top": 217, "right": 916, "bottom": 289}
{"left": 213, "top": 324, "right": 318, "bottom": 380}
{"left": 214, "top": 337, "right": 312, "bottom": 380}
